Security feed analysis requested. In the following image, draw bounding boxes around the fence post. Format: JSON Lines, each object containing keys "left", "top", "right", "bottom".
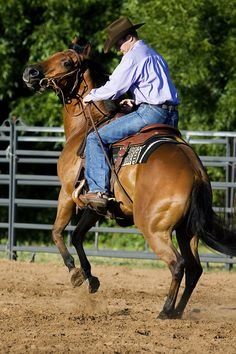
{"left": 94, "top": 221, "right": 99, "bottom": 251}
{"left": 8, "top": 119, "right": 17, "bottom": 260}
{"left": 1, "top": 125, "right": 235, "bottom": 267}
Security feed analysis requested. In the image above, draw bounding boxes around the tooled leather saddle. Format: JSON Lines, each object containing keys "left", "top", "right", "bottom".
{"left": 111, "top": 123, "right": 185, "bottom": 172}
{"left": 73, "top": 123, "right": 187, "bottom": 214}
{"left": 74, "top": 123, "right": 186, "bottom": 189}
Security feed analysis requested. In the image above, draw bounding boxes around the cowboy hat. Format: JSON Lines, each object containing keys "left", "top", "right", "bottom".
{"left": 104, "top": 17, "right": 145, "bottom": 53}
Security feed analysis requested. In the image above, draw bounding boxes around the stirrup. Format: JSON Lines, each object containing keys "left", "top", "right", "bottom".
{"left": 71, "top": 179, "right": 86, "bottom": 208}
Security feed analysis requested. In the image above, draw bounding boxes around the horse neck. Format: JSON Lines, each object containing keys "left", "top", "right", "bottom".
{"left": 62, "top": 68, "right": 106, "bottom": 142}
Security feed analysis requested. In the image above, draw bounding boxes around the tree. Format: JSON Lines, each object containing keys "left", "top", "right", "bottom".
{"left": 0, "top": 0, "right": 123, "bottom": 125}
{"left": 0, "top": 0, "right": 235, "bottom": 130}
{"left": 121, "top": 0, "right": 236, "bottom": 130}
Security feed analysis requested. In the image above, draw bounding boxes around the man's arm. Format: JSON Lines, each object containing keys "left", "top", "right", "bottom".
{"left": 84, "top": 57, "right": 138, "bottom": 103}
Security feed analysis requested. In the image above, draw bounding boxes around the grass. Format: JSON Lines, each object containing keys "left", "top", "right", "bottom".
{"left": 0, "top": 248, "right": 165, "bottom": 268}
{"left": 0, "top": 228, "right": 235, "bottom": 271}
{"left": 0, "top": 248, "right": 235, "bottom": 272}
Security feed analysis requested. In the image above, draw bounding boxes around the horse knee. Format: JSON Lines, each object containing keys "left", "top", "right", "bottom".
{"left": 52, "top": 227, "right": 62, "bottom": 245}
{"left": 52, "top": 227, "right": 67, "bottom": 248}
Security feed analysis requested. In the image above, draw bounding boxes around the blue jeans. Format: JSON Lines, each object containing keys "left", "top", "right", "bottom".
{"left": 85, "top": 103, "right": 179, "bottom": 193}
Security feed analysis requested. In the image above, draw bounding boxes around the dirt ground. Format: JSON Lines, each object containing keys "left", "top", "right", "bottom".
{"left": 0, "top": 259, "right": 235, "bottom": 354}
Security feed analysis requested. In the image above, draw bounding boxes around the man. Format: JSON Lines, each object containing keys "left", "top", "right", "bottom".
{"left": 79, "top": 17, "right": 179, "bottom": 208}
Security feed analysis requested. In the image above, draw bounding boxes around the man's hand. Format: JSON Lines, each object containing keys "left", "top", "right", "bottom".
{"left": 83, "top": 94, "right": 92, "bottom": 106}
{"left": 120, "top": 99, "right": 135, "bottom": 113}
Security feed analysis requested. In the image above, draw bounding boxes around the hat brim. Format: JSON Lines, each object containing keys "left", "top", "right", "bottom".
{"left": 104, "top": 23, "right": 145, "bottom": 53}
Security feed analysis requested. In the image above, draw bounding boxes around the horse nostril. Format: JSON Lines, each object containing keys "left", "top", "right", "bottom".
{"left": 28, "top": 68, "right": 40, "bottom": 78}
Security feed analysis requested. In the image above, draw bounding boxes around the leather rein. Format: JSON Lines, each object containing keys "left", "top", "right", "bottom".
{"left": 38, "top": 49, "right": 133, "bottom": 205}
{"left": 87, "top": 104, "right": 133, "bottom": 205}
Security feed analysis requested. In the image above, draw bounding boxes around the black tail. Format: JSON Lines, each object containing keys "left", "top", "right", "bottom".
{"left": 186, "top": 179, "right": 236, "bottom": 257}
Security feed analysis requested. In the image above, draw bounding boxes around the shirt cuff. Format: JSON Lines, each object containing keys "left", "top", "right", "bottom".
{"left": 86, "top": 90, "right": 100, "bottom": 102}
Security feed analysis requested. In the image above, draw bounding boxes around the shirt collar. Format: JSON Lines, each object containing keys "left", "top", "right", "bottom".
{"left": 130, "top": 39, "right": 143, "bottom": 51}
{"left": 123, "top": 40, "right": 144, "bottom": 58}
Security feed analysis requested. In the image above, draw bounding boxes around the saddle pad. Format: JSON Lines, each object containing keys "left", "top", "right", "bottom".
{"left": 112, "top": 135, "right": 182, "bottom": 167}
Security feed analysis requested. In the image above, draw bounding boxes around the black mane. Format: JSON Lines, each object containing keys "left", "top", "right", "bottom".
{"left": 69, "top": 39, "right": 124, "bottom": 115}
{"left": 86, "top": 59, "right": 121, "bottom": 115}
{"left": 86, "top": 59, "right": 109, "bottom": 87}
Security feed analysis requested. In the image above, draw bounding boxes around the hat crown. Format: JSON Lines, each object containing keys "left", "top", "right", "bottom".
{"left": 104, "top": 17, "right": 144, "bottom": 53}
{"left": 107, "top": 17, "right": 134, "bottom": 38}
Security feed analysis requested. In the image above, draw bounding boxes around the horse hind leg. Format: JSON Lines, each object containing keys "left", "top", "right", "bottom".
{"left": 71, "top": 207, "right": 101, "bottom": 293}
{"left": 173, "top": 228, "right": 203, "bottom": 318}
{"left": 158, "top": 234, "right": 185, "bottom": 319}
{"left": 141, "top": 228, "right": 185, "bottom": 319}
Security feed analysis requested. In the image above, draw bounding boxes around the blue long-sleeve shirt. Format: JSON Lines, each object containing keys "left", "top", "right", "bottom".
{"left": 86, "top": 40, "right": 179, "bottom": 105}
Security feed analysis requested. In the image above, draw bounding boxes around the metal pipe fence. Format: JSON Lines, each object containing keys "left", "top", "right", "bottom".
{"left": 0, "top": 118, "right": 235, "bottom": 267}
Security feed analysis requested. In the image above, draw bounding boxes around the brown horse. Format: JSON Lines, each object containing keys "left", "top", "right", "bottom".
{"left": 23, "top": 41, "right": 236, "bottom": 319}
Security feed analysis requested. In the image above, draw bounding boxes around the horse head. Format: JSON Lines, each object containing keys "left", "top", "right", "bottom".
{"left": 23, "top": 37, "right": 91, "bottom": 97}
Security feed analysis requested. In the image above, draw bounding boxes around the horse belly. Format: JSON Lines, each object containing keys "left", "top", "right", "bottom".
{"left": 114, "top": 165, "right": 138, "bottom": 215}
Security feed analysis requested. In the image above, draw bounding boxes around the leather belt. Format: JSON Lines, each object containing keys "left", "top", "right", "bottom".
{"left": 157, "top": 103, "right": 178, "bottom": 111}
{"left": 142, "top": 102, "right": 178, "bottom": 112}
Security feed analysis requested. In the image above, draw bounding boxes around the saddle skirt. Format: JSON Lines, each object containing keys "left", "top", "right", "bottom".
{"left": 111, "top": 123, "right": 186, "bottom": 170}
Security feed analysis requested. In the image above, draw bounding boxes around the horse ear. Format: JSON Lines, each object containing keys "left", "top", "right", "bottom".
{"left": 82, "top": 43, "right": 91, "bottom": 58}
{"left": 68, "top": 36, "right": 90, "bottom": 54}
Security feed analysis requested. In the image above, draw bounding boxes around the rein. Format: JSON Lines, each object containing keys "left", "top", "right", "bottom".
{"left": 39, "top": 68, "right": 86, "bottom": 109}
{"left": 38, "top": 49, "right": 133, "bottom": 205}
{"left": 88, "top": 103, "right": 133, "bottom": 205}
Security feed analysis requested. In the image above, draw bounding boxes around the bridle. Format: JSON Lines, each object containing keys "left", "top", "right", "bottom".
{"left": 38, "top": 49, "right": 88, "bottom": 108}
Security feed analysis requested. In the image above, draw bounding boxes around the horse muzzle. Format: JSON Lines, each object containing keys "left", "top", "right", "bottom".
{"left": 22, "top": 65, "right": 44, "bottom": 91}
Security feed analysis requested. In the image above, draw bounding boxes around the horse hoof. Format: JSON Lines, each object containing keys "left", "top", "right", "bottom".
{"left": 157, "top": 311, "right": 171, "bottom": 320}
{"left": 171, "top": 310, "right": 183, "bottom": 319}
{"left": 70, "top": 267, "right": 86, "bottom": 288}
{"left": 86, "top": 276, "right": 100, "bottom": 293}
{"left": 157, "top": 310, "right": 182, "bottom": 320}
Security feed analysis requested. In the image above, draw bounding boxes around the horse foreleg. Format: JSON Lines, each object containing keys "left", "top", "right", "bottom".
{"left": 173, "top": 231, "right": 203, "bottom": 318}
{"left": 71, "top": 207, "right": 101, "bottom": 293}
{"left": 52, "top": 188, "right": 76, "bottom": 272}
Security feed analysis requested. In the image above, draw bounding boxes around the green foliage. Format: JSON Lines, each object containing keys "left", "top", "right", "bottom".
{"left": 12, "top": 92, "right": 61, "bottom": 126}
{"left": 122, "top": 0, "right": 236, "bottom": 130}
{"left": 0, "top": 0, "right": 123, "bottom": 124}
{"left": 98, "top": 219, "right": 146, "bottom": 250}
{"left": 0, "top": 0, "right": 235, "bottom": 129}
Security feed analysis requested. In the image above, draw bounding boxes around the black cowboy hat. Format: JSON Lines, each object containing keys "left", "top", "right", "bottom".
{"left": 104, "top": 17, "right": 145, "bottom": 53}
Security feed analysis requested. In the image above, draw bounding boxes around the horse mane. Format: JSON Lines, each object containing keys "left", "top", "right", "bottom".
{"left": 85, "top": 58, "right": 121, "bottom": 115}
{"left": 69, "top": 37, "right": 122, "bottom": 115}
{"left": 86, "top": 58, "right": 108, "bottom": 87}
{"left": 69, "top": 36, "right": 108, "bottom": 87}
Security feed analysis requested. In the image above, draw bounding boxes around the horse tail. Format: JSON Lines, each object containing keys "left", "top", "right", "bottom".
{"left": 186, "top": 179, "right": 236, "bottom": 257}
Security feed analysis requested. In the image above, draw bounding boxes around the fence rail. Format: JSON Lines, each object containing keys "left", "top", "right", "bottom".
{"left": 0, "top": 119, "right": 235, "bottom": 267}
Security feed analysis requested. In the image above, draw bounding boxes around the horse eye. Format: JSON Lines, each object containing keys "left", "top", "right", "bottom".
{"left": 63, "top": 61, "right": 72, "bottom": 69}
